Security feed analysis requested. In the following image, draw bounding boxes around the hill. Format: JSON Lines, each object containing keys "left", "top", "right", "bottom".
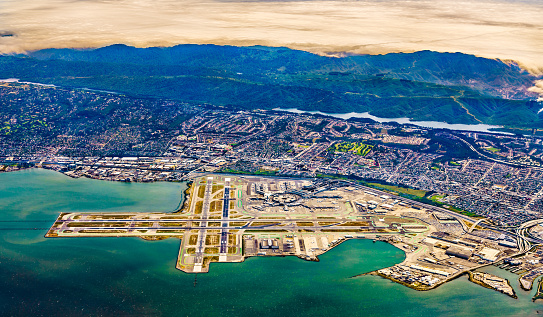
{"left": 1, "top": 44, "right": 542, "bottom": 128}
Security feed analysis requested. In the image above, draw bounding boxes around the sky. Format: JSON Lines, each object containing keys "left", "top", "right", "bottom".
{"left": 0, "top": 0, "right": 542, "bottom": 75}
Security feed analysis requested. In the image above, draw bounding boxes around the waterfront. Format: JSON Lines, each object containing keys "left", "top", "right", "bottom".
{"left": 1, "top": 169, "right": 542, "bottom": 316}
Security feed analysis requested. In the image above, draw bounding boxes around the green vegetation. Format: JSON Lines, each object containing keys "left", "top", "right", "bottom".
{"left": 211, "top": 185, "right": 224, "bottom": 194}
{"left": 430, "top": 194, "right": 446, "bottom": 202}
{"left": 156, "top": 230, "right": 185, "bottom": 233}
{"left": 244, "top": 229, "right": 289, "bottom": 233}
{"left": 381, "top": 217, "right": 417, "bottom": 225}
{"left": 209, "top": 200, "right": 223, "bottom": 212}
{"left": 1, "top": 45, "right": 541, "bottom": 129}
{"left": 533, "top": 279, "right": 543, "bottom": 302}
{"left": 367, "top": 183, "right": 427, "bottom": 198}
{"left": 330, "top": 142, "right": 373, "bottom": 156}
{"left": 67, "top": 222, "right": 127, "bottom": 227}
{"left": 194, "top": 201, "right": 203, "bottom": 215}
{"left": 229, "top": 222, "right": 248, "bottom": 227}
{"left": 444, "top": 205, "right": 484, "bottom": 218}
{"left": 219, "top": 168, "right": 277, "bottom": 176}
{"left": 204, "top": 247, "right": 219, "bottom": 254}
{"left": 250, "top": 222, "right": 280, "bottom": 227}
{"left": 316, "top": 171, "right": 486, "bottom": 219}
{"left": 0, "top": 115, "right": 48, "bottom": 136}
{"left": 322, "top": 229, "right": 368, "bottom": 232}
{"left": 318, "top": 222, "right": 338, "bottom": 226}
{"left": 188, "top": 234, "right": 198, "bottom": 245}
{"left": 79, "top": 229, "right": 127, "bottom": 234}
{"left": 212, "top": 192, "right": 223, "bottom": 199}
{"left": 205, "top": 235, "right": 220, "bottom": 245}
{"left": 197, "top": 185, "right": 205, "bottom": 198}
{"left": 158, "top": 222, "right": 184, "bottom": 227}
{"left": 316, "top": 173, "right": 349, "bottom": 180}
{"left": 203, "top": 256, "right": 219, "bottom": 268}
{"left": 342, "top": 221, "right": 371, "bottom": 226}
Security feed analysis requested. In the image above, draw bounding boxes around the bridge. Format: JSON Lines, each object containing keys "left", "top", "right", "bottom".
{"left": 468, "top": 219, "right": 485, "bottom": 233}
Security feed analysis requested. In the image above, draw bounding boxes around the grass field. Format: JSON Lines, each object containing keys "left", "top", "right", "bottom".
{"left": 188, "top": 234, "right": 198, "bottom": 245}
{"left": 194, "top": 201, "right": 203, "bottom": 214}
{"left": 209, "top": 200, "right": 223, "bottom": 212}
{"left": 212, "top": 185, "right": 224, "bottom": 194}
{"left": 367, "top": 183, "right": 427, "bottom": 198}
{"left": 330, "top": 142, "right": 373, "bottom": 156}
{"left": 204, "top": 247, "right": 219, "bottom": 254}
{"left": 445, "top": 205, "right": 484, "bottom": 218}
{"left": 197, "top": 185, "right": 205, "bottom": 198}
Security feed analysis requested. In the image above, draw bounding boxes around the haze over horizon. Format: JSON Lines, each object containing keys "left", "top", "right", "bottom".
{"left": 1, "top": 0, "right": 543, "bottom": 77}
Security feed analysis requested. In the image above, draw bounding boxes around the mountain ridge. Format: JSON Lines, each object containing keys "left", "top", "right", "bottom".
{"left": 1, "top": 44, "right": 542, "bottom": 128}
{"left": 23, "top": 44, "right": 540, "bottom": 100}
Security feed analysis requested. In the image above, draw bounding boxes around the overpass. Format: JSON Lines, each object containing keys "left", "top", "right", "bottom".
{"left": 468, "top": 219, "right": 485, "bottom": 233}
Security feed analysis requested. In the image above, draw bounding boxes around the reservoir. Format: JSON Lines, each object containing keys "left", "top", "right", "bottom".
{"left": 274, "top": 108, "right": 504, "bottom": 133}
{"left": 0, "top": 169, "right": 541, "bottom": 316}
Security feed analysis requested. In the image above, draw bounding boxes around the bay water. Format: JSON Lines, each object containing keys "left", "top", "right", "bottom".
{"left": 0, "top": 169, "right": 541, "bottom": 316}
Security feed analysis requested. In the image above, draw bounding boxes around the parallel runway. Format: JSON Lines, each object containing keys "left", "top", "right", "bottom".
{"left": 220, "top": 187, "right": 231, "bottom": 253}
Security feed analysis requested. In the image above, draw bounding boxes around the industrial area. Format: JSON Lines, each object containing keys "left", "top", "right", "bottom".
{"left": 46, "top": 174, "right": 543, "bottom": 297}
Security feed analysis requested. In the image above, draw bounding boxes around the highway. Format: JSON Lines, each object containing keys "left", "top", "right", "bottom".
{"left": 450, "top": 134, "right": 543, "bottom": 171}
{"left": 340, "top": 179, "right": 543, "bottom": 247}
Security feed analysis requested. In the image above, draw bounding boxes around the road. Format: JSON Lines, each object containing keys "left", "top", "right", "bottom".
{"left": 340, "top": 180, "right": 543, "bottom": 246}
{"left": 451, "top": 134, "right": 543, "bottom": 171}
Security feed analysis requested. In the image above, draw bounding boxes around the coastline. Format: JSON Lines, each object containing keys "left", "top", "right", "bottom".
{"left": 10, "top": 167, "right": 531, "bottom": 295}
{"left": 467, "top": 271, "right": 518, "bottom": 299}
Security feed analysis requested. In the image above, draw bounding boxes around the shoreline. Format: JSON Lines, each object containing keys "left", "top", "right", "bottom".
{"left": 468, "top": 271, "right": 518, "bottom": 299}
{"left": 273, "top": 108, "right": 507, "bottom": 134}
{"left": 364, "top": 267, "right": 471, "bottom": 292}
{"left": 26, "top": 168, "right": 530, "bottom": 295}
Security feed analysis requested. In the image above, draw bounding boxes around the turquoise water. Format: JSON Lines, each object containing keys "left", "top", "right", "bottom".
{"left": 1, "top": 169, "right": 542, "bottom": 316}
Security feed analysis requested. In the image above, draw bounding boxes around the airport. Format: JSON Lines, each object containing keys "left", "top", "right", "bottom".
{"left": 46, "top": 174, "right": 541, "bottom": 291}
